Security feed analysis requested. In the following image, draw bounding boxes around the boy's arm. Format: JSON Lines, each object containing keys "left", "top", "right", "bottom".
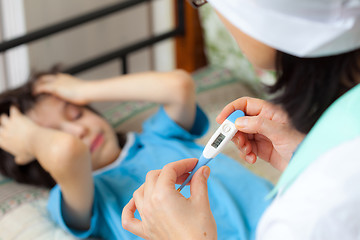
{"left": 35, "top": 70, "right": 197, "bottom": 131}
{"left": 0, "top": 107, "right": 93, "bottom": 230}
{"left": 33, "top": 130, "right": 94, "bottom": 231}
{"left": 87, "top": 70, "right": 196, "bottom": 131}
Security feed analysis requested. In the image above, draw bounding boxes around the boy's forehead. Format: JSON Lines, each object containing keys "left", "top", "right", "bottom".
{"left": 26, "top": 95, "right": 66, "bottom": 127}
{"left": 34, "top": 95, "right": 65, "bottom": 112}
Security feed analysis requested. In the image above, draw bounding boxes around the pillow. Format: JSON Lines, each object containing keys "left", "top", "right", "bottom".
{"left": 0, "top": 176, "right": 77, "bottom": 239}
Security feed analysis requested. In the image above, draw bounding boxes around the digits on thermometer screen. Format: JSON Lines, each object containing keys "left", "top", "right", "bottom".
{"left": 211, "top": 133, "right": 225, "bottom": 149}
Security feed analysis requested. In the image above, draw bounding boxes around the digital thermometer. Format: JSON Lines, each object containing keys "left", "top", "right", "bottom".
{"left": 177, "top": 110, "right": 245, "bottom": 192}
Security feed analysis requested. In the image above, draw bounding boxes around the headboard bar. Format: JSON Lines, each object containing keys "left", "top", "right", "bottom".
{"left": 0, "top": 0, "right": 186, "bottom": 75}
{"left": 64, "top": 29, "right": 181, "bottom": 75}
{"left": 0, "top": 0, "right": 152, "bottom": 53}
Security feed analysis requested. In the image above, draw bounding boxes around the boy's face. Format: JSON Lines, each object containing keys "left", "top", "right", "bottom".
{"left": 26, "top": 95, "right": 121, "bottom": 170}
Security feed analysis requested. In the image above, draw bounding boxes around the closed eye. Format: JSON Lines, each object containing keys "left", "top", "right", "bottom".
{"left": 64, "top": 103, "right": 83, "bottom": 121}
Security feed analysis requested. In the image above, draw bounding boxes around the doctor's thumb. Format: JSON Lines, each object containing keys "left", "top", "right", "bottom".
{"left": 190, "top": 166, "right": 210, "bottom": 203}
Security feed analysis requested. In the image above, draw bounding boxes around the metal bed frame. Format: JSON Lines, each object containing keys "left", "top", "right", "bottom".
{"left": 0, "top": 0, "right": 185, "bottom": 75}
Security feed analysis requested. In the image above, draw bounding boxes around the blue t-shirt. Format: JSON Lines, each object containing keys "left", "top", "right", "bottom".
{"left": 48, "top": 106, "right": 273, "bottom": 240}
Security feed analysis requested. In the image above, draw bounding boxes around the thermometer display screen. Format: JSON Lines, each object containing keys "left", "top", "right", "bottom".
{"left": 211, "top": 133, "right": 225, "bottom": 149}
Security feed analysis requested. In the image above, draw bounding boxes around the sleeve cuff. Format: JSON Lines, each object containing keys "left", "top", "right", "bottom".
{"left": 142, "top": 105, "right": 209, "bottom": 141}
{"left": 47, "top": 185, "right": 99, "bottom": 238}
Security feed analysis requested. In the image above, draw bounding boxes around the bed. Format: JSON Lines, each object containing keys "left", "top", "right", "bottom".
{"left": 0, "top": 1, "right": 279, "bottom": 239}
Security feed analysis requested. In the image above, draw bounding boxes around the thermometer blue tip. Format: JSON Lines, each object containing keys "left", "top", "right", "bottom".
{"left": 177, "top": 154, "right": 212, "bottom": 192}
{"left": 226, "top": 110, "right": 245, "bottom": 124}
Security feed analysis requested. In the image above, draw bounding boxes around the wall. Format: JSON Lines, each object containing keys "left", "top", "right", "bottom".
{"left": 23, "top": 0, "right": 175, "bottom": 80}
{"left": 0, "top": 0, "right": 29, "bottom": 90}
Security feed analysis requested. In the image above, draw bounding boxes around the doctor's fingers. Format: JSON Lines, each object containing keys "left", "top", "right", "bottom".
{"left": 144, "top": 169, "right": 190, "bottom": 194}
{"left": 144, "top": 170, "right": 161, "bottom": 199}
{"left": 232, "top": 132, "right": 255, "bottom": 162}
{"left": 216, "top": 97, "right": 269, "bottom": 124}
{"left": 234, "top": 115, "right": 288, "bottom": 142}
{"left": 232, "top": 132, "right": 253, "bottom": 155}
{"left": 157, "top": 158, "right": 198, "bottom": 189}
{"left": 236, "top": 145, "right": 257, "bottom": 164}
{"left": 132, "top": 185, "right": 145, "bottom": 215}
{"left": 122, "top": 198, "right": 146, "bottom": 239}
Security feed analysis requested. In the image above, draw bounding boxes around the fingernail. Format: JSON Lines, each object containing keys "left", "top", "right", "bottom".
{"left": 203, "top": 167, "right": 210, "bottom": 179}
{"left": 236, "top": 118, "right": 248, "bottom": 128}
{"left": 246, "top": 154, "right": 254, "bottom": 163}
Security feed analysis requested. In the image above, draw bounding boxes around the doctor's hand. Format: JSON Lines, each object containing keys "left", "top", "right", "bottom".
{"left": 33, "top": 73, "right": 89, "bottom": 105}
{"left": 122, "top": 158, "right": 217, "bottom": 240}
{"left": 217, "top": 97, "right": 305, "bottom": 172}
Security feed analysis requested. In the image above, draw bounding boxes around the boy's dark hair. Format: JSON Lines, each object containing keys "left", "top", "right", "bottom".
{"left": 270, "top": 49, "right": 360, "bottom": 134}
{"left": 0, "top": 69, "right": 126, "bottom": 189}
{"left": 0, "top": 71, "right": 57, "bottom": 188}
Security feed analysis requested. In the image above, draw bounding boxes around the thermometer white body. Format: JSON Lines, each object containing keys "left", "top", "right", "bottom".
{"left": 177, "top": 110, "right": 245, "bottom": 191}
{"left": 202, "top": 118, "right": 239, "bottom": 159}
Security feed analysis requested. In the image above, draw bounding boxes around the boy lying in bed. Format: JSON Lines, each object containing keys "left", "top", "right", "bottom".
{"left": 0, "top": 69, "right": 272, "bottom": 239}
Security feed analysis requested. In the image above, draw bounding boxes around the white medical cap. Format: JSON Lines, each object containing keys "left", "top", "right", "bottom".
{"left": 208, "top": 0, "right": 360, "bottom": 57}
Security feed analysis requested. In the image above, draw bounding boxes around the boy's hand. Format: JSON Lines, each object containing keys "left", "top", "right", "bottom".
{"left": 0, "top": 106, "right": 38, "bottom": 165}
{"left": 34, "top": 73, "right": 89, "bottom": 105}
